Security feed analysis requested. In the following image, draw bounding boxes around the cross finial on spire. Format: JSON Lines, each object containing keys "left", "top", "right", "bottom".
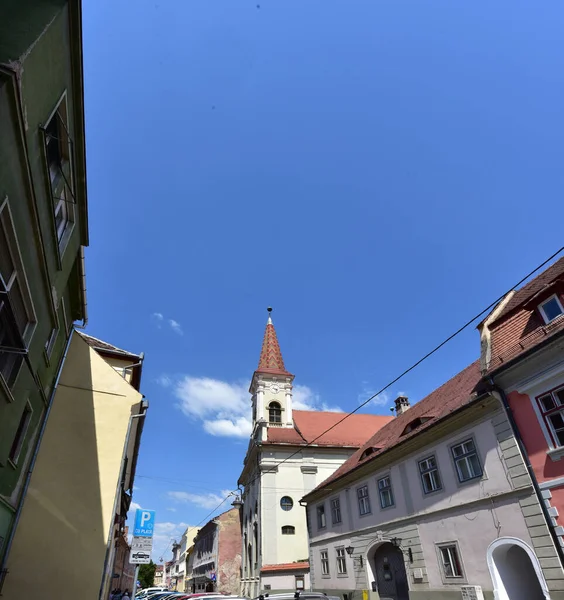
{"left": 267, "top": 306, "right": 273, "bottom": 324}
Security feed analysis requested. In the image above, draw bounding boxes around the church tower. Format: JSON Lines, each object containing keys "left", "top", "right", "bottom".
{"left": 250, "top": 307, "right": 295, "bottom": 431}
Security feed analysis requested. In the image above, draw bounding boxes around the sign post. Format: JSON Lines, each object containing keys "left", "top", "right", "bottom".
{"left": 130, "top": 509, "right": 156, "bottom": 598}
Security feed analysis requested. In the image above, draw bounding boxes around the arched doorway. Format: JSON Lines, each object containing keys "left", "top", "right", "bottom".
{"left": 487, "top": 537, "right": 550, "bottom": 600}
{"left": 367, "top": 542, "right": 410, "bottom": 600}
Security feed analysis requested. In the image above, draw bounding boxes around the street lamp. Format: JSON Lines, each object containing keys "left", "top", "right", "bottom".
{"left": 390, "top": 537, "right": 413, "bottom": 563}
{"left": 345, "top": 546, "right": 363, "bottom": 568}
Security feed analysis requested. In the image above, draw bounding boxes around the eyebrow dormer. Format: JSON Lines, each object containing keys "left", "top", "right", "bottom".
{"left": 401, "top": 416, "right": 432, "bottom": 436}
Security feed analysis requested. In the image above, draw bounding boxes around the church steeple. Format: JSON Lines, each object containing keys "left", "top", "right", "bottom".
{"left": 250, "top": 308, "right": 294, "bottom": 429}
{"left": 256, "top": 307, "right": 291, "bottom": 376}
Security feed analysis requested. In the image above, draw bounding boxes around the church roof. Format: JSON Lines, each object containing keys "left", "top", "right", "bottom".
{"left": 265, "top": 410, "right": 394, "bottom": 447}
{"left": 256, "top": 313, "right": 293, "bottom": 377}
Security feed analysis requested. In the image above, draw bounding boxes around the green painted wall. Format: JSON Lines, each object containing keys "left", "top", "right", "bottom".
{"left": 0, "top": 1, "right": 86, "bottom": 562}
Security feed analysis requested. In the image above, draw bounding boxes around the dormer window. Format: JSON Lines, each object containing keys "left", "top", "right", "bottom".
{"left": 539, "top": 295, "right": 564, "bottom": 324}
{"left": 402, "top": 416, "right": 432, "bottom": 436}
{"left": 360, "top": 447, "right": 379, "bottom": 461}
{"left": 268, "top": 401, "right": 282, "bottom": 423}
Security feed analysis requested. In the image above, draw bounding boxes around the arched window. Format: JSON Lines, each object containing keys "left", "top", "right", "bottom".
{"left": 280, "top": 496, "right": 294, "bottom": 511}
{"left": 269, "top": 401, "right": 282, "bottom": 423}
{"left": 282, "top": 526, "right": 295, "bottom": 535}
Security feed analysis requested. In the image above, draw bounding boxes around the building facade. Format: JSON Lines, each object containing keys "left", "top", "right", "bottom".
{"left": 238, "top": 313, "right": 393, "bottom": 597}
{"left": 111, "top": 526, "right": 135, "bottom": 594}
{"left": 480, "top": 257, "right": 564, "bottom": 567}
{"left": 153, "top": 564, "right": 165, "bottom": 588}
{"left": 1, "top": 331, "right": 147, "bottom": 600}
{"left": 303, "top": 361, "right": 564, "bottom": 600}
{"left": 0, "top": 0, "right": 88, "bottom": 579}
{"left": 189, "top": 507, "right": 242, "bottom": 595}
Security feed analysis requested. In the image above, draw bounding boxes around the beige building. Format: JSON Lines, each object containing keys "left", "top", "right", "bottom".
{"left": 2, "top": 331, "right": 147, "bottom": 600}
{"left": 303, "top": 361, "right": 564, "bottom": 600}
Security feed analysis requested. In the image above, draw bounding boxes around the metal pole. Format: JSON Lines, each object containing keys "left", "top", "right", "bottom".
{"left": 131, "top": 565, "right": 140, "bottom": 599}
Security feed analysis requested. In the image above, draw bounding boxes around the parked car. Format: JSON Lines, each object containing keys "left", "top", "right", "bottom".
{"left": 256, "top": 593, "right": 339, "bottom": 600}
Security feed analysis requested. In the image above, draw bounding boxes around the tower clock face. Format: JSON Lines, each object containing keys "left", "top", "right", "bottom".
{"left": 270, "top": 383, "right": 280, "bottom": 394}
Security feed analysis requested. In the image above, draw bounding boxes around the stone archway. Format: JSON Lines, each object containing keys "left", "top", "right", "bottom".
{"left": 366, "top": 541, "right": 410, "bottom": 600}
{"left": 487, "top": 537, "right": 550, "bottom": 600}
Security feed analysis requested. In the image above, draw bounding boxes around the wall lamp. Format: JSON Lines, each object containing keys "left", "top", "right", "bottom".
{"left": 389, "top": 537, "right": 413, "bottom": 563}
{"left": 345, "top": 546, "right": 363, "bottom": 567}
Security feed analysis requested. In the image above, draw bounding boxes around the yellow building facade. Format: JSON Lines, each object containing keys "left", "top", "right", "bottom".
{"left": 2, "top": 331, "right": 147, "bottom": 600}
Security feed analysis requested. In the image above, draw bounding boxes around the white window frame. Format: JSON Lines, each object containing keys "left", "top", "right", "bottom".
{"left": 9, "top": 400, "right": 33, "bottom": 466}
{"left": 536, "top": 386, "right": 564, "bottom": 448}
{"left": 317, "top": 503, "right": 326, "bottom": 529}
{"left": 378, "top": 475, "right": 394, "bottom": 508}
{"left": 336, "top": 546, "right": 347, "bottom": 575}
{"left": 451, "top": 437, "right": 483, "bottom": 483}
{"left": 357, "top": 484, "right": 371, "bottom": 516}
{"left": 436, "top": 541, "right": 465, "bottom": 583}
{"left": 330, "top": 497, "right": 342, "bottom": 524}
{"left": 320, "top": 550, "right": 330, "bottom": 576}
{"left": 419, "top": 455, "right": 442, "bottom": 494}
{"left": 539, "top": 294, "right": 564, "bottom": 325}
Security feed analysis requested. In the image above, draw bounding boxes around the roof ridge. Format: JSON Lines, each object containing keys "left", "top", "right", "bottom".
{"left": 79, "top": 331, "right": 139, "bottom": 357}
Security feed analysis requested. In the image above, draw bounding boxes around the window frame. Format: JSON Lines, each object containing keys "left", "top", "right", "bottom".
{"left": 320, "top": 549, "right": 330, "bottom": 577}
{"left": 330, "top": 496, "right": 342, "bottom": 525}
{"left": 436, "top": 541, "right": 466, "bottom": 584}
{"left": 536, "top": 386, "right": 564, "bottom": 448}
{"left": 377, "top": 475, "right": 395, "bottom": 509}
{"left": 280, "top": 496, "right": 294, "bottom": 511}
{"left": 357, "top": 484, "right": 372, "bottom": 516}
{"left": 450, "top": 437, "right": 483, "bottom": 483}
{"left": 418, "top": 454, "right": 443, "bottom": 495}
{"left": 336, "top": 546, "right": 348, "bottom": 576}
{"left": 539, "top": 294, "right": 564, "bottom": 325}
{"left": 281, "top": 525, "right": 295, "bottom": 535}
{"left": 316, "top": 503, "right": 326, "bottom": 529}
{"left": 268, "top": 401, "right": 282, "bottom": 424}
{"left": 9, "top": 400, "right": 33, "bottom": 467}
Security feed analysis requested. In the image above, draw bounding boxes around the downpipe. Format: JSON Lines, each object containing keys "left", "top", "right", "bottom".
{"left": 489, "top": 379, "right": 564, "bottom": 570}
{"left": 98, "top": 400, "right": 148, "bottom": 600}
{"left": 0, "top": 328, "right": 75, "bottom": 574}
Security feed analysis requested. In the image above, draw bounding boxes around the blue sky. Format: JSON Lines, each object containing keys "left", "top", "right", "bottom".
{"left": 82, "top": 0, "right": 564, "bottom": 560}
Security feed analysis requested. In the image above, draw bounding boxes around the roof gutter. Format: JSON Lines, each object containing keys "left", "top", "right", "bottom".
{"left": 488, "top": 379, "right": 564, "bottom": 570}
{"left": 74, "top": 245, "right": 88, "bottom": 328}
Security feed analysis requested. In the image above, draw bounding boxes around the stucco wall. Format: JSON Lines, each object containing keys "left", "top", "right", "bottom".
{"left": 2, "top": 333, "right": 142, "bottom": 599}
{"left": 262, "top": 571, "right": 311, "bottom": 591}
{"left": 218, "top": 508, "right": 243, "bottom": 594}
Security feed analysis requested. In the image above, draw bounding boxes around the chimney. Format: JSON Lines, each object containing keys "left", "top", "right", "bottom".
{"left": 394, "top": 396, "right": 410, "bottom": 416}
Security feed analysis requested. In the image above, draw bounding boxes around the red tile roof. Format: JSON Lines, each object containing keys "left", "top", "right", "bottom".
{"left": 487, "top": 258, "right": 564, "bottom": 372}
{"left": 265, "top": 410, "right": 394, "bottom": 447}
{"left": 79, "top": 332, "right": 139, "bottom": 358}
{"left": 491, "top": 258, "right": 564, "bottom": 325}
{"left": 304, "top": 361, "right": 483, "bottom": 498}
{"left": 261, "top": 562, "right": 309, "bottom": 573}
{"left": 256, "top": 319, "right": 292, "bottom": 376}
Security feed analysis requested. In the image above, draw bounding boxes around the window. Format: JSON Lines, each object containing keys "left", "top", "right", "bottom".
{"left": 9, "top": 402, "right": 32, "bottom": 465}
{"left": 451, "top": 438, "right": 482, "bottom": 482}
{"left": 357, "top": 485, "right": 371, "bottom": 515}
{"left": 44, "top": 105, "right": 69, "bottom": 183}
{"left": 539, "top": 295, "right": 564, "bottom": 324}
{"left": 295, "top": 576, "right": 304, "bottom": 590}
{"left": 331, "top": 497, "right": 342, "bottom": 524}
{"left": 269, "top": 401, "right": 282, "bottom": 423}
{"left": 282, "top": 526, "right": 295, "bottom": 535}
{"left": 280, "top": 496, "right": 293, "bottom": 511}
{"left": 0, "top": 199, "right": 36, "bottom": 387}
{"left": 438, "top": 544, "right": 463, "bottom": 579}
{"left": 419, "top": 455, "right": 442, "bottom": 494}
{"left": 320, "top": 550, "right": 330, "bottom": 576}
{"left": 402, "top": 416, "right": 432, "bottom": 436}
{"left": 537, "top": 388, "right": 564, "bottom": 447}
{"left": 44, "top": 327, "right": 58, "bottom": 359}
{"left": 378, "top": 476, "right": 394, "bottom": 508}
{"left": 336, "top": 547, "right": 347, "bottom": 575}
{"left": 317, "top": 504, "right": 326, "bottom": 529}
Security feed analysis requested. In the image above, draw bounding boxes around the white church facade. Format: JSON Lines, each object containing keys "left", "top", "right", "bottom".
{"left": 238, "top": 311, "right": 393, "bottom": 597}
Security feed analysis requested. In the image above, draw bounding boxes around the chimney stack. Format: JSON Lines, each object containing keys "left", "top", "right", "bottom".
{"left": 394, "top": 396, "right": 410, "bottom": 416}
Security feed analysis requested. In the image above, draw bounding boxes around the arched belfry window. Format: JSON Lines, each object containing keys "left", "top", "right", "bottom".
{"left": 269, "top": 401, "right": 282, "bottom": 423}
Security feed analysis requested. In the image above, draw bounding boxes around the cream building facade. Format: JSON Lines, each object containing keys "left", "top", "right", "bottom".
{"left": 238, "top": 312, "right": 392, "bottom": 596}
{"left": 2, "top": 331, "right": 147, "bottom": 600}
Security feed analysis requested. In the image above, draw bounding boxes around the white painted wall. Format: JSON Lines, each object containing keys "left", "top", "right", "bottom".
{"left": 262, "top": 572, "right": 311, "bottom": 590}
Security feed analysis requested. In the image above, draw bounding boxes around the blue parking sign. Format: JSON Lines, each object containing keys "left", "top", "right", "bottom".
{"left": 133, "top": 509, "right": 156, "bottom": 537}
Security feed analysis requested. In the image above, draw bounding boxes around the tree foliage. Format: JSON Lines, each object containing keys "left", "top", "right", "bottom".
{"left": 138, "top": 561, "right": 157, "bottom": 589}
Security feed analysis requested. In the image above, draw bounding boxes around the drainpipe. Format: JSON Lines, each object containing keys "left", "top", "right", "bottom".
{"left": 0, "top": 328, "right": 75, "bottom": 575}
{"left": 489, "top": 379, "right": 564, "bottom": 569}
{"left": 98, "top": 400, "right": 148, "bottom": 600}
{"left": 74, "top": 246, "right": 88, "bottom": 329}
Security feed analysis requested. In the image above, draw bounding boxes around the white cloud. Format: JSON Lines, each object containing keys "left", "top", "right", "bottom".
{"left": 174, "top": 376, "right": 251, "bottom": 438}
{"left": 168, "top": 319, "right": 183, "bottom": 336}
{"left": 129, "top": 501, "right": 142, "bottom": 514}
{"left": 167, "top": 489, "right": 234, "bottom": 510}
{"left": 166, "top": 507, "right": 177, "bottom": 512}
{"left": 156, "top": 374, "right": 172, "bottom": 388}
{"left": 293, "top": 384, "right": 343, "bottom": 413}
{"left": 153, "top": 521, "right": 188, "bottom": 562}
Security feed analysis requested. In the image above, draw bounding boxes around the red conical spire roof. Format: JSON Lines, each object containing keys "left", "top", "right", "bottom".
{"left": 256, "top": 309, "right": 292, "bottom": 376}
